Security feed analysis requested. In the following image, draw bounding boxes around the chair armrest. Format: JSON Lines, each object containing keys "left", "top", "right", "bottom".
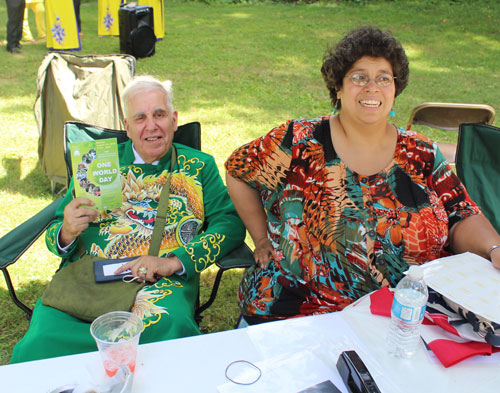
{"left": 195, "top": 242, "right": 254, "bottom": 321}
{"left": 215, "top": 242, "right": 254, "bottom": 271}
{"left": 0, "top": 197, "right": 63, "bottom": 269}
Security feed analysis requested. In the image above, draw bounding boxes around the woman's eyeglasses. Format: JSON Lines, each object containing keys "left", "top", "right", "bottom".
{"left": 347, "top": 73, "right": 396, "bottom": 87}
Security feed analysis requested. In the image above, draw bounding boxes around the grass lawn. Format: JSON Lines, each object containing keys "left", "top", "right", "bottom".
{"left": 0, "top": 0, "right": 499, "bottom": 365}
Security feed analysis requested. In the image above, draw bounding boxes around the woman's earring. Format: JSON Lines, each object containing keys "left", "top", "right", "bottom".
{"left": 334, "top": 100, "right": 340, "bottom": 115}
{"left": 389, "top": 107, "right": 396, "bottom": 117}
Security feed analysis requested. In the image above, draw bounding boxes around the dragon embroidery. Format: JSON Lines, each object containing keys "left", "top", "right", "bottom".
{"left": 90, "top": 169, "right": 204, "bottom": 258}
{"left": 88, "top": 166, "right": 205, "bottom": 325}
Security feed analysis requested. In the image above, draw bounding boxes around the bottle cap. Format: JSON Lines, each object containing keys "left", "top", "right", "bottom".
{"left": 407, "top": 265, "right": 424, "bottom": 281}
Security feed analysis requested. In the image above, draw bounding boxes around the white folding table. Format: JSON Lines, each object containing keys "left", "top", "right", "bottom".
{"left": 1, "top": 295, "right": 499, "bottom": 393}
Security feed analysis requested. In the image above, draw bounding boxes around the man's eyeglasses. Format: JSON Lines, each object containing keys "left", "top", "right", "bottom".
{"left": 347, "top": 73, "right": 396, "bottom": 87}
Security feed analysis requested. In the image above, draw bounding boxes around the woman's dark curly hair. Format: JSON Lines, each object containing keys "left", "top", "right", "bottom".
{"left": 321, "top": 26, "right": 409, "bottom": 110}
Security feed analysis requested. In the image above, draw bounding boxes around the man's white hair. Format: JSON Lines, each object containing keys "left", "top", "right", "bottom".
{"left": 122, "top": 76, "right": 174, "bottom": 118}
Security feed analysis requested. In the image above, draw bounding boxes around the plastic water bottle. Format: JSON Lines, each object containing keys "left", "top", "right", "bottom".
{"left": 387, "top": 265, "right": 428, "bottom": 359}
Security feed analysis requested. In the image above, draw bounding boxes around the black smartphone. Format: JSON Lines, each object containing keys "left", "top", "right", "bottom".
{"left": 336, "top": 350, "right": 381, "bottom": 393}
{"left": 93, "top": 256, "right": 138, "bottom": 282}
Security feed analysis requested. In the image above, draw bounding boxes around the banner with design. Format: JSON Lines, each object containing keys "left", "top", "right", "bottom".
{"left": 138, "top": 0, "right": 164, "bottom": 39}
{"left": 45, "top": 0, "right": 80, "bottom": 50}
{"left": 98, "top": 0, "right": 123, "bottom": 36}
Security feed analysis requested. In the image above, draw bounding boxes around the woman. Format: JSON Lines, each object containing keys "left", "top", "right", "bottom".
{"left": 225, "top": 26, "right": 500, "bottom": 325}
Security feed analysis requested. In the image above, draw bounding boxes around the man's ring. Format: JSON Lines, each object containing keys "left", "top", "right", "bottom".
{"left": 138, "top": 267, "right": 148, "bottom": 276}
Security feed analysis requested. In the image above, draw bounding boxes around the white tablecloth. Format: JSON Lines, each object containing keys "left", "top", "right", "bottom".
{"left": 1, "top": 294, "right": 499, "bottom": 392}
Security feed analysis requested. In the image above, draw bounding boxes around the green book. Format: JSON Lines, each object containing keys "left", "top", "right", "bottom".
{"left": 70, "top": 138, "right": 122, "bottom": 211}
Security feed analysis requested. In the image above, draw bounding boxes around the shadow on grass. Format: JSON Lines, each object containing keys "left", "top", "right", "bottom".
{"left": 199, "top": 267, "right": 244, "bottom": 334}
{"left": 0, "top": 279, "right": 47, "bottom": 365}
{"left": 0, "top": 157, "right": 54, "bottom": 198}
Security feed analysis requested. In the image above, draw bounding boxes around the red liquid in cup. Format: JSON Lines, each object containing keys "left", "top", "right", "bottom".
{"left": 103, "top": 344, "right": 137, "bottom": 377}
{"left": 104, "top": 360, "right": 136, "bottom": 377}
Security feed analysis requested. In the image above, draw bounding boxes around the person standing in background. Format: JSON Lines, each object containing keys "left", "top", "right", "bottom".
{"left": 73, "top": 0, "right": 82, "bottom": 36}
{"left": 5, "top": 0, "right": 26, "bottom": 53}
{"left": 45, "top": 0, "right": 80, "bottom": 51}
{"left": 22, "top": 0, "right": 46, "bottom": 43}
{"left": 97, "top": 0, "right": 121, "bottom": 36}
{"left": 138, "top": 0, "right": 164, "bottom": 40}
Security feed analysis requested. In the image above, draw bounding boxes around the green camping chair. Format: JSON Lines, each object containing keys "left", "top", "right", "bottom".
{"left": 0, "top": 121, "right": 253, "bottom": 323}
{"left": 456, "top": 123, "right": 500, "bottom": 234}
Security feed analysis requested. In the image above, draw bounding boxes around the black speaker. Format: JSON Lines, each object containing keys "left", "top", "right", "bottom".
{"left": 119, "top": 5, "right": 156, "bottom": 59}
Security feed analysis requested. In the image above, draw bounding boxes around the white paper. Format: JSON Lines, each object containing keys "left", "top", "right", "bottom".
{"left": 420, "top": 252, "right": 500, "bottom": 324}
{"left": 103, "top": 262, "right": 130, "bottom": 276}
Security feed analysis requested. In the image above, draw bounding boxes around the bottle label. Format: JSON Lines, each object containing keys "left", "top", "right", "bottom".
{"left": 391, "top": 298, "right": 426, "bottom": 323}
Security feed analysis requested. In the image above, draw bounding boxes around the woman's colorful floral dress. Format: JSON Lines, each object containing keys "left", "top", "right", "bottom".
{"left": 225, "top": 117, "right": 481, "bottom": 320}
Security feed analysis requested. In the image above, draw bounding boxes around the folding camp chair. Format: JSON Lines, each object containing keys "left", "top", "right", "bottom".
{"left": 406, "top": 103, "right": 496, "bottom": 165}
{"left": 35, "top": 52, "right": 136, "bottom": 192}
{"left": 0, "top": 121, "right": 253, "bottom": 323}
{"left": 456, "top": 123, "right": 500, "bottom": 234}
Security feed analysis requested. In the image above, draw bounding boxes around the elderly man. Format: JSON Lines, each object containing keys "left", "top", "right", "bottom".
{"left": 11, "top": 76, "right": 246, "bottom": 363}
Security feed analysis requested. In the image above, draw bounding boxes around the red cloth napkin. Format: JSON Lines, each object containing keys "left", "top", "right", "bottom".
{"left": 427, "top": 339, "right": 500, "bottom": 367}
{"left": 369, "top": 286, "right": 393, "bottom": 317}
{"left": 369, "top": 287, "right": 499, "bottom": 368}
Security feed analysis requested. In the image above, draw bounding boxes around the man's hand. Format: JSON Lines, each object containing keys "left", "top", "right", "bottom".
{"left": 254, "top": 238, "right": 275, "bottom": 269}
{"left": 114, "top": 255, "right": 183, "bottom": 283}
{"left": 59, "top": 198, "right": 98, "bottom": 247}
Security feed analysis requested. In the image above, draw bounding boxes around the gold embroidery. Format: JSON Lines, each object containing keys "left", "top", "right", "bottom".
{"left": 122, "top": 165, "right": 143, "bottom": 175}
{"left": 178, "top": 154, "right": 205, "bottom": 177}
{"left": 155, "top": 278, "right": 184, "bottom": 289}
{"left": 183, "top": 233, "right": 226, "bottom": 272}
{"left": 46, "top": 224, "right": 60, "bottom": 249}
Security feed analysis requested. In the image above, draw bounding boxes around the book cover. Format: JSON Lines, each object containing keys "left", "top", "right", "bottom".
{"left": 70, "top": 138, "right": 122, "bottom": 211}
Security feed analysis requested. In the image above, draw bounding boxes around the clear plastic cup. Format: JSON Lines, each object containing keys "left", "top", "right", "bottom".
{"left": 90, "top": 311, "right": 143, "bottom": 377}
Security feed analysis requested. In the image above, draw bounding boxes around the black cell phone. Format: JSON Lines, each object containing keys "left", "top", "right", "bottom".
{"left": 336, "top": 350, "right": 381, "bottom": 393}
{"left": 93, "top": 256, "right": 138, "bottom": 282}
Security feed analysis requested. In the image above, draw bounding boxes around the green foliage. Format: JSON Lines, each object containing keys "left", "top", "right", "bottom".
{"left": 1, "top": 0, "right": 499, "bottom": 365}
